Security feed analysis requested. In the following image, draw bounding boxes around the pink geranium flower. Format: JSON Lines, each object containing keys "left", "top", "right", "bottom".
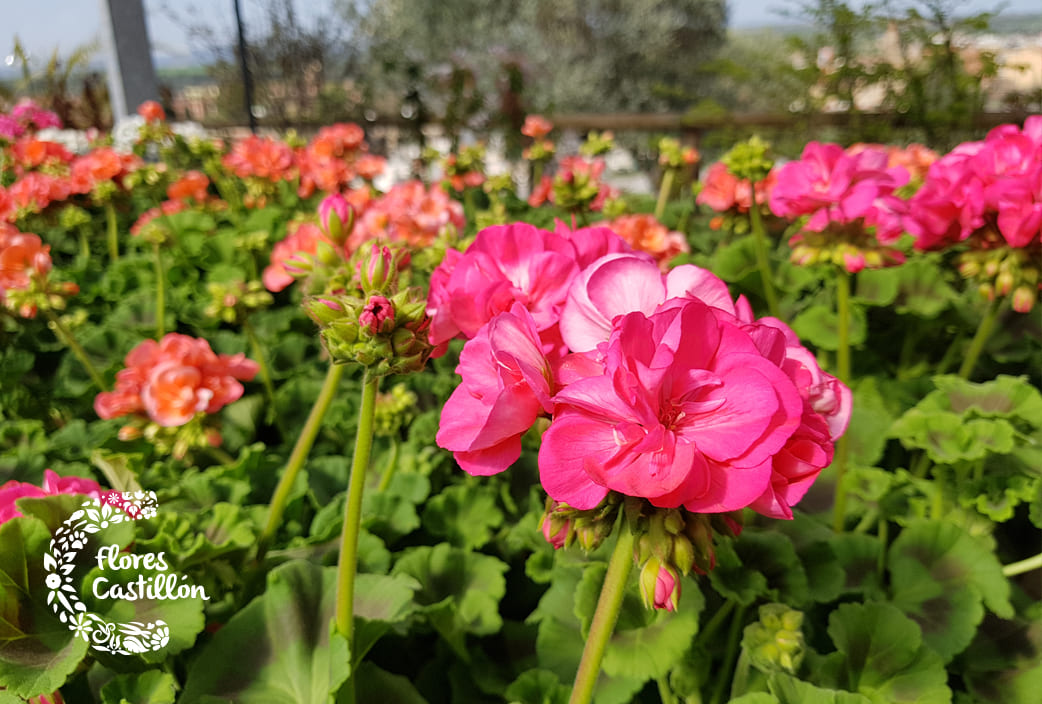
{"left": 559, "top": 252, "right": 738, "bottom": 353}
{"left": 436, "top": 303, "right": 553, "bottom": 475}
{"left": 539, "top": 299, "right": 804, "bottom": 512}
{"left": 427, "top": 223, "right": 581, "bottom": 346}
{"left": 0, "top": 469, "right": 104, "bottom": 524}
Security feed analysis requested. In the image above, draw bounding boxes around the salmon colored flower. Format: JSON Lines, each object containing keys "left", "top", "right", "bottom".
{"left": 167, "top": 170, "right": 211, "bottom": 202}
{"left": 263, "top": 221, "right": 332, "bottom": 292}
{"left": 348, "top": 180, "right": 464, "bottom": 252}
{"left": 522, "top": 115, "right": 553, "bottom": 139}
{"left": 94, "top": 333, "right": 258, "bottom": 429}
{"left": 606, "top": 213, "right": 689, "bottom": 267}
{"left": 0, "top": 228, "right": 53, "bottom": 317}
{"left": 137, "top": 100, "right": 166, "bottom": 123}
{"left": 222, "top": 134, "right": 295, "bottom": 182}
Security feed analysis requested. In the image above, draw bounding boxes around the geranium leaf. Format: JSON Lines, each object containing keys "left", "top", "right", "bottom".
{"left": 99, "top": 669, "right": 178, "bottom": 704}
{"left": 179, "top": 560, "right": 350, "bottom": 704}
{"left": 888, "top": 520, "right": 1012, "bottom": 661}
{"left": 768, "top": 673, "right": 872, "bottom": 704}
{"left": 421, "top": 483, "right": 504, "bottom": 550}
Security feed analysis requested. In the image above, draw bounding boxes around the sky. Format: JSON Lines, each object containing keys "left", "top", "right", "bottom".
{"left": 1, "top": 0, "right": 1040, "bottom": 68}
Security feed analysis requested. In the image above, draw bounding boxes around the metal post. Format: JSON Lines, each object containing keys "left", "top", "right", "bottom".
{"left": 233, "top": 0, "right": 257, "bottom": 133}
{"left": 98, "top": 0, "right": 160, "bottom": 120}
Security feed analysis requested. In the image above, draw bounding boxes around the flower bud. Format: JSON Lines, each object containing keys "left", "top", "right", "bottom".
{"left": 360, "top": 295, "right": 395, "bottom": 335}
{"left": 995, "top": 269, "right": 1015, "bottom": 296}
{"left": 359, "top": 243, "right": 394, "bottom": 293}
{"left": 318, "top": 193, "right": 353, "bottom": 245}
{"left": 742, "top": 603, "right": 806, "bottom": 675}
{"left": 1012, "top": 284, "right": 1036, "bottom": 313}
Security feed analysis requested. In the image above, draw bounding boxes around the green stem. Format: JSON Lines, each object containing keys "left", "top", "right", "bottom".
{"left": 655, "top": 168, "right": 676, "bottom": 222}
{"left": 1003, "top": 551, "right": 1042, "bottom": 577}
{"left": 376, "top": 438, "right": 400, "bottom": 493}
{"left": 243, "top": 318, "right": 277, "bottom": 419}
{"left": 568, "top": 518, "right": 636, "bottom": 704}
{"left": 729, "top": 650, "right": 753, "bottom": 701}
{"left": 831, "top": 268, "right": 852, "bottom": 532}
{"left": 710, "top": 604, "right": 748, "bottom": 704}
{"left": 105, "top": 203, "right": 119, "bottom": 263}
{"left": 44, "top": 310, "right": 107, "bottom": 392}
{"left": 876, "top": 517, "right": 889, "bottom": 575}
{"left": 957, "top": 296, "right": 1002, "bottom": 379}
{"left": 256, "top": 363, "right": 346, "bottom": 560}
{"left": 657, "top": 676, "right": 679, "bottom": 704}
{"left": 78, "top": 225, "right": 91, "bottom": 262}
{"left": 152, "top": 241, "right": 166, "bottom": 338}
{"left": 749, "top": 193, "right": 781, "bottom": 319}
{"left": 334, "top": 371, "right": 380, "bottom": 681}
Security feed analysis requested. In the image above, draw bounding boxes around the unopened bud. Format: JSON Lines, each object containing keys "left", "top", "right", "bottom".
{"left": 1012, "top": 284, "right": 1036, "bottom": 313}
{"left": 318, "top": 193, "right": 353, "bottom": 245}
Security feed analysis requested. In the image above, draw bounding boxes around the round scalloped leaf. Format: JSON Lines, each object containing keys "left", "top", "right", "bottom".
{"left": 888, "top": 520, "right": 1013, "bottom": 661}
{"left": 827, "top": 602, "right": 951, "bottom": 704}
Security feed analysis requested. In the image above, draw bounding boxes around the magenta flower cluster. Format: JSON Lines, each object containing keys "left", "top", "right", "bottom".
{"left": 431, "top": 223, "right": 851, "bottom": 520}
{"left": 905, "top": 116, "right": 1042, "bottom": 250}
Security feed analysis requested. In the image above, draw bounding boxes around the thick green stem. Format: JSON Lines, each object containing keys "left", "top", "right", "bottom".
{"left": 657, "top": 677, "right": 679, "bottom": 704}
{"left": 152, "top": 241, "right": 166, "bottom": 338}
{"left": 256, "top": 363, "right": 345, "bottom": 560}
{"left": 334, "top": 371, "right": 380, "bottom": 703}
{"left": 78, "top": 226, "right": 91, "bottom": 262}
{"left": 749, "top": 194, "right": 781, "bottom": 319}
{"left": 1003, "top": 551, "right": 1042, "bottom": 577}
{"left": 243, "top": 318, "right": 277, "bottom": 418}
{"left": 958, "top": 296, "right": 1002, "bottom": 379}
{"left": 568, "top": 519, "right": 636, "bottom": 704}
{"left": 729, "top": 650, "right": 753, "bottom": 701}
{"left": 831, "top": 269, "right": 853, "bottom": 532}
{"left": 44, "top": 310, "right": 107, "bottom": 392}
{"left": 655, "top": 168, "right": 676, "bottom": 222}
{"left": 105, "top": 203, "right": 119, "bottom": 263}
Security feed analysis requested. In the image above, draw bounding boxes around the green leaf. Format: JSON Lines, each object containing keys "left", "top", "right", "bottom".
{"left": 708, "top": 537, "right": 769, "bottom": 606}
{"left": 363, "top": 472, "right": 431, "bottom": 543}
{"left": 179, "top": 560, "right": 350, "bottom": 704}
{"left": 854, "top": 267, "right": 899, "bottom": 307}
{"left": 768, "top": 673, "right": 872, "bottom": 704}
{"left": 99, "top": 670, "right": 178, "bottom": 704}
{"left": 891, "top": 257, "right": 958, "bottom": 318}
{"left": 845, "top": 378, "right": 894, "bottom": 468}
{"left": 421, "top": 483, "right": 504, "bottom": 550}
{"left": 0, "top": 515, "right": 90, "bottom": 698}
{"left": 391, "top": 543, "right": 508, "bottom": 657}
{"left": 353, "top": 662, "right": 431, "bottom": 704}
{"left": 791, "top": 303, "right": 867, "bottom": 351}
{"left": 730, "top": 694, "right": 781, "bottom": 704}
{"left": 888, "top": 520, "right": 1013, "bottom": 661}
{"left": 732, "top": 531, "right": 811, "bottom": 608}
{"left": 827, "top": 602, "right": 952, "bottom": 704}
{"left": 352, "top": 572, "right": 419, "bottom": 663}
{"left": 504, "top": 669, "right": 571, "bottom": 704}
{"left": 711, "top": 233, "right": 759, "bottom": 282}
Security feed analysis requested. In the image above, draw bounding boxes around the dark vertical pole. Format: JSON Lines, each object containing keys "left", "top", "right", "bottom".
{"left": 233, "top": 0, "right": 257, "bottom": 133}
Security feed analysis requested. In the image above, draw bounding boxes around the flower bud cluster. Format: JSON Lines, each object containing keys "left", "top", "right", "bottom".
{"left": 373, "top": 383, "right": 418, "bottom": 437}
{"left": 632, "top": 504, "right": 743, "bottom": 611}
{"left": 741, "top": 603, "right": 806, "bottom": 674}
{"left": 539, "top": 495, "right": 623, "bottom": 553}
{"left": 580, "top": 131, "right": 614, "bottom": 157}
{"left": 304, "top": 242, "right": 434, "bottom": 376}
{"left": 204, "top": 280, "right": 274, "bottom": 324}
{"left": 721, "top": 136, "right": 774, "bottom": 183}
{"left": 657, "top": 136, "right": 700, "bottom": 170}
{"left": 956, "top": 245, "right": 1040, "bottom": 313}
{"left": 789, "top": 222, "right": 906, "bottom": 274}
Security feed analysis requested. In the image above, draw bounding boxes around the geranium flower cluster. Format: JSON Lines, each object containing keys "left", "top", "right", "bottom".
{"left": 431, "top": 223, "right": 850, "bottom": 605}
{"left": 528, "top": 155, "right": 619, "bottom": 213}
{"left": 0, "top": 141, "right": 140, "bottom": 221}
{"left": 696, "top": 162, "right": 778, "bottom": 231}
{"left": 0, "top": 470, "right": 104, "bottom": 525}
{"left": 769, "top": 141, "right": 911, "bottom": 272}
{"left": 0, "top": 99, "right": 61, "bottom": 140}
{"left": 347, "top": 180, "right": 465, "bottom": 251}
{"left": 605, "top": 213, "right": 689, "bottom": 267}
{"left": 904, "top": 118, "right": 1041, "bottom": 311}
{"left": 0, "top": 222, "right": 78, "bottom": 317}
{"left": 94, "top": 333, "right": 258, "bottom": 454}
{"left": 296, "top": 123, "right": 385, "bottom": 198}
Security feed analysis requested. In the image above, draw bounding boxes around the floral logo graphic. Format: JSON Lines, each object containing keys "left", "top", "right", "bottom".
{"left": 43, "top": 491, "right": 188, "bottom": 655}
